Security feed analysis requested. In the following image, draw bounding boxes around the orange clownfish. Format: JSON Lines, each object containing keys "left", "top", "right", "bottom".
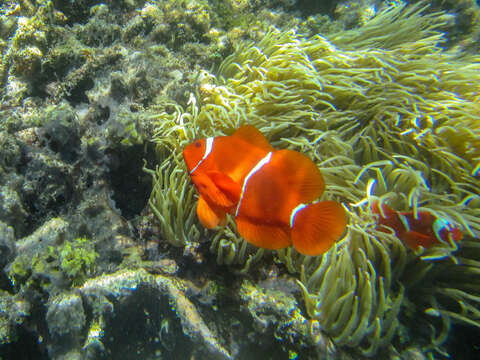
{"left": 183, "top": 125, "right": 347, "bottom": 256}
{"left": 372, "top": 201, "right": 463, "bottom": 249}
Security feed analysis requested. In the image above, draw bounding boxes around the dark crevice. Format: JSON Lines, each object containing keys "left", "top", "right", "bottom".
{"left": 102, "top": 284, "right": 193, "bottom": 359}
{"left": 107, "top": 142, "right": 156, "bottom": 220}
{"left": 66, "top": 77, "right": 95, "bottom": 105}
{"left": 0, "top": 326, "right": 49, "bottom": 360}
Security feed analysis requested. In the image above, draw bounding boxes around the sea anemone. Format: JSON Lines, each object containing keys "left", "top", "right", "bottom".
{"left": 148, "top": 2, "right": 480, "bottom": 356}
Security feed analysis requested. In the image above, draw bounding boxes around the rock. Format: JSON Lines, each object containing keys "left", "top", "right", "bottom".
{"left": 0, "top": 291, "right": 30, "bottom": 345}
{"left": 79, "top": 268, "right": 232, "bottom": 360}
{"left": 0, "top": 221, "right": 16, "bottom": 270}
{"left": 47, "top": 292, "right": 86, "bottom": 336}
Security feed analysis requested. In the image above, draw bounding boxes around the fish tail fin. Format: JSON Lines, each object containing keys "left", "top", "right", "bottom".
{"left": 291, "top": 201, "right": 347, "bottom": 256}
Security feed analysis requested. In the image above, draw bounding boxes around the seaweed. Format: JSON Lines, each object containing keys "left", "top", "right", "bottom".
{"left": 59, "top": 237, "right": 98, "bottom": 286}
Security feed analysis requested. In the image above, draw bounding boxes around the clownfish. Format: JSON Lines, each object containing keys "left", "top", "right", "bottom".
{"left": 183, "top": 125, "right": 347, "bottom": 256}
{"left": 371, "top": 201, "right": 463, "bottom": 249}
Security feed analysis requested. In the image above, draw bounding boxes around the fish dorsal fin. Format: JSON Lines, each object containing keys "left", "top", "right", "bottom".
{"left": 196, "top": 196, "right": 227, "bottom": 229}
{"left": 231, "top": 125, "right": 273, "bottom": 152}
{"left": 270, "top": 150, "right": 325, "bottom": 204}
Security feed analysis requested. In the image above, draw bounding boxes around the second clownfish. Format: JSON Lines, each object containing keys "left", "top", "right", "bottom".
{"left": 183, "top": 125, "right": 347, "bottom": 256}
{"left": 371, "top": 201, "right": 463, "bottom": 250}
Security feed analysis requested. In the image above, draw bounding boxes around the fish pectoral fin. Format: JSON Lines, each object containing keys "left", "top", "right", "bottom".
{"left": 232, "top": 125, "right": 274, "bottom": 152}
{"left": 207, "top": 171, "right": 242, "bottom": 203}
{"left": 291, "top": 201, "right": 347, "bottom": 256}
{"left": 193, "top": 172, "right": 236, "bottom": 208}
{"left": 197, "top": 196, "right": 227, "bottom": 229}
{"left": 236, "top": 216, "right": 290, "bottom": 250}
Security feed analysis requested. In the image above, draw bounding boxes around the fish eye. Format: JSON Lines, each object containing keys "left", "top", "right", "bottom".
{"left": 195, "top": 141, "right": 201, "bottom": 148}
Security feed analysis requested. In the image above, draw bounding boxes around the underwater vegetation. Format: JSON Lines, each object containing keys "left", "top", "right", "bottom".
{"left": 8, "top": 231, "right": 98, "bottom": 290}
{"left": 58, "top": 237, "right": 98, "bottom": 286}
{"left": 149, "top": 2, "right": 480, "bottom": 357}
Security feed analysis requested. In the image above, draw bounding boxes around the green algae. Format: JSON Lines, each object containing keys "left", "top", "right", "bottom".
{"left": 9, "top": 255, "right": 30, "bottom": 285}
{"left": 104, "top": 107, "right": 147, "bottom": 147}
{"left": 59, "top": 237, "right": 98, "bottom": 286}
{"left": 9, "top": 236, "right": 98, "bottom": 290}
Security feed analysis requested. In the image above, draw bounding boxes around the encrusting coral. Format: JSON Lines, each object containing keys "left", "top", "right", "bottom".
{"left": 148, "top": 2, "right": 480, "bottom": 357}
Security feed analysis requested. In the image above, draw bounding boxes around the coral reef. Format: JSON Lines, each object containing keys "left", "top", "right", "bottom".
{"left": 0, "top": 0, "right": 479, "bottom": 359}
